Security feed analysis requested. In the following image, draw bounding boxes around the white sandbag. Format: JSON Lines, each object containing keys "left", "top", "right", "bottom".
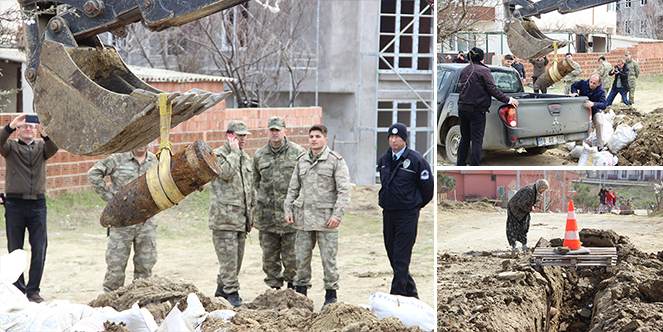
{"left": 369, "top": 292, "right": 434, "bottom": 332}
{"left": 156, "top": 306, "right": 194, "bottom": 332}
{"left": 565, "top": 142, "right": 576, "bottom": 150}
{"left": 0, "top": 281, "right": 31, "bottom": 313}
{"left": 632, "top": 122, "right": 643, "bottom": 131}
{"left": 182, "top": 293, "right": 207, "bottom": 331}
{"left": 608, "top": 124, "right": 637, "bottom": 153}
{"left": 600, "top": 110, "right": 616, "bottom": 144}
{"left": 569, "top": 145, "right": 584, "bottom": 159}
{"left": 207, "top": 310, "right": 236, "bottom": 321}
{"left": 0, "top": 250, "right": 28, "bottom": 284}
{"left": 108, "top": 302, "right": 158, "bottom": 332}
{"left": 68, "top": 317, "right": 105, "bottom": 332}
{"left": 578, "top": 144, "right": 617, "bottom": 166}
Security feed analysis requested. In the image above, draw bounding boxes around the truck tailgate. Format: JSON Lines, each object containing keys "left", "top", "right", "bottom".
{"left": 511, "top": 95, "right": 590, "bottom": 140}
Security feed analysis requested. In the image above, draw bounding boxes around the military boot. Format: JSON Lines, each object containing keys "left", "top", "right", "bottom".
{"left": 295, "top": 285, "right": 307, "bottom": 296}
{"left": 214, "top": 284, "right": 227, "bottom": 298}
{"left": 227, "top": 291, "right": 243, "bottom": 307}
{"left": 287, "top": 282, "right": 295, "bottom": 290}
{"left": 321, "top": 289, "right": 337, "bottom": 311}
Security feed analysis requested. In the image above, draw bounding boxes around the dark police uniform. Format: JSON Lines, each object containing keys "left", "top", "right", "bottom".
{"left": 377, "top": 145, "right": 433, "bottom": 298}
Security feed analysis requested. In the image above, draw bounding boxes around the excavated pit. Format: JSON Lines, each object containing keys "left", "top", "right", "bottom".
{"left": 438, "top": 229, "right": 663, "bottom": 332}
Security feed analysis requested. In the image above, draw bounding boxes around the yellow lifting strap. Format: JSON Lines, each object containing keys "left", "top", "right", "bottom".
{"left": 548, "top": 41, "right": 563, "bottom": 82}
{"left": 146, "top": 93, "right": 185, "bottom": 210}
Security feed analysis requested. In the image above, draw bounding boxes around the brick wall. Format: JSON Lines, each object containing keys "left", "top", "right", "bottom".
{"left": 0, "top": 96, "right": 321, "bottom": 196}
{"left": 520, "top": 42, "right": 663, "bottom": 83}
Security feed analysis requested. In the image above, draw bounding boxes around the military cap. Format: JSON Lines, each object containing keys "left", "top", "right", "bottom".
{"left": 268, "top": 116, "right": 286, "bottom": 130}
{"left": 227, "top": 120, "right": 251, "bottom": 135}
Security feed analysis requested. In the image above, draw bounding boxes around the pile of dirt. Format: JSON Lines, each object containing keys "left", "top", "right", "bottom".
{"left": 608, "top": 106, "right": 663, "bottom": 165}
{"left": 91, "top": 277, "right": 426, "bottom": 331}
{"left": 438, "top": 229, "right": 663, "bottom": 332}
{"left": 438, "top": 200, "right": 503, "bottom": 213}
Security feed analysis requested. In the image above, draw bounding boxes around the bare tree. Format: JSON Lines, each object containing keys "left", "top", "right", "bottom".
{"left": 112, "top": 0, "right": 316, "bottom": 108}
{"left": 437, "top": 0, "right": 494, "bottom": 42}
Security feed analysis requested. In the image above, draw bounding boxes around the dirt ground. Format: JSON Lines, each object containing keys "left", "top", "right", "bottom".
{"left": 437, "top": 75, "right": 663, "bottom": 166}
{"left": 0, "top": 185, "right": 434, "bottom": 330}
{"left": 437, "top": 202, "right": 663, "bottom": 332}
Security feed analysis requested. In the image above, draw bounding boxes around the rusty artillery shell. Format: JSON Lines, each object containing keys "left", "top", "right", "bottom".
{"left": 100, "top": 140, "right": 221, "bottom": 228}
{"left": 533, "top": 58, "right": 577, "bottom": 91}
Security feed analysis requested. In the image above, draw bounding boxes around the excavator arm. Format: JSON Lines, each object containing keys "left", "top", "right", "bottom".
{"left": 504, "top": 0, "right": 617, "bottom": 60}
{"left": 20, "top": 0, "right": 248, "bottom": 155}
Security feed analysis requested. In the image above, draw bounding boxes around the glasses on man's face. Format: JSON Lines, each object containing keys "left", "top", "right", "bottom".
{"left": 21, "top": 125, "right": 36, "bottom": 130}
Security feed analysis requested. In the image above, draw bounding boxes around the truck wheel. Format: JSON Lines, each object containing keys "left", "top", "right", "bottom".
{"left": 527, "top": 146, "right": 548, "bottom": 154}
{"left": 445, "top": 125, "right": 462, "bottom": 164}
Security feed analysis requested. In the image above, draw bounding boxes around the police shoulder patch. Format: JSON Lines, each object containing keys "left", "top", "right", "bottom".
{"left": 420, "top": 169, "right": 430, "bottom": 180}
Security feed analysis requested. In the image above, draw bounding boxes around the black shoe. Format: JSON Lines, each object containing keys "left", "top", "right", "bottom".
{"left": 214, "top": 284, "right": 227, "bottom": 298}
{"left": 295, "top": 285, "right": 307, "bottom": 296}
{"left": 321, "top": 289, "right": 337, "bottom": 311}
{"left": 271, "top": 286, "right": 281, "bottom": 290}
{"left": 28, "top": 293, "right": 44, "bottom": 303}
{"left": 227, "top": 291, "right": 243, "bottom": 307}
{"left": 287, "top": 282, "right": 295, "bottom": 290}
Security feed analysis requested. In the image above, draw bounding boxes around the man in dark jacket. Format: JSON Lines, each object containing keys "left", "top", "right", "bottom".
{"left": 0, "top": 113, "right": 59, "bottom": 303}
{"left": 571, "top": 73, "right": 608, "bottom": 150}
{"left": 607, "top": 59, "right": 630, "bottom": 106}
{"left": 452, "top": 51, "right": 468, "bottom": 63}
{"left": 511, "top": 55, "right": 526, "bottom": 84}
{"left": 457, "top": 47, "right": 519, "bottom": 166}
{"left": 377, "top": 123, "right": 433, "bottom": 298}
{"left": 529, "top": 56, "right": 549, "bottom": 93}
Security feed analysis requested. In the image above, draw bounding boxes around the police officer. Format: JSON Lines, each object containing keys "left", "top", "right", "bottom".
{"left": 377, "top": 123, "right": 434, "bottom": 298}
{"left": 284, "top": 124, "right": 352, "bottom": 311}
{"left": 209, "top": 120, "right": 255, "bottom": 307}
{"left": 87, "top": 145, "right": 158, "bottom": 292}
{"left": 253, "top": 116, "right": 306, "bottom": 290}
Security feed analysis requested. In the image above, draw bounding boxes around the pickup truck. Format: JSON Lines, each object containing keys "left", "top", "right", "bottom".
{"left": 437, "top": 63, "right": 591, "bottom": 164}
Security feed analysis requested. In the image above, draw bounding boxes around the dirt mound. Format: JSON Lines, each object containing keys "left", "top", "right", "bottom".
{"left": 246, "top": 288, "right": 314, "bottom": 311}
{"left": 608, "top": 106, "right": 663, "bottom": 165}
{"left": 438, "top": 200, "right": 502, "bottom": 213}
{"left": 438, "top": 231, "right": 663, "bottom": 332}
{"left": 89, "top": 277, "right": 425, "bottom": 331}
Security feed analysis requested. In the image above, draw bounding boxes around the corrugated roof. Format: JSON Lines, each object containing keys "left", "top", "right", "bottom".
{"left": 0, "top": 48, "right": 234, "bottom": 83}
{"left": 127, "top": 65, "right": 235, "bottom": 83}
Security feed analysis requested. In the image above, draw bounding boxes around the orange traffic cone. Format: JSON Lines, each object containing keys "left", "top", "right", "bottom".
{"left": 563, "top": 199, "right": 581, "bottom": 250}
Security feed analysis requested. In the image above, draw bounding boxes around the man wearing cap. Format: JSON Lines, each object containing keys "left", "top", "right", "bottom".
{"left": 284, "top": 124, "right": 351, "bottom": 311}
{"left": 253, "top": 117, "right": 306, "bottom": 291}
{"left": 376, "top": 123, "right": 434, "bottom": 298}
{"left": 506, "top": 179, "right": 549, "bottom": 252}
{"left": 457, "top": 47, "right": 519, "bottom": 166}
{"left": 208, "top": 120, "right": 255, "bottom": 307}
{"left": 563, "top": 53, "right": 582, "bottom": 95}
{"left": 597, "top": 55, "right": 612, "bottom": 95}
{"left": 624, "top": 51, "right": 639, "bottom": 105}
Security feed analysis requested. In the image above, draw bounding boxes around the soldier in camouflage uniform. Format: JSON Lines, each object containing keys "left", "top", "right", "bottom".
{"left": 253, "top": 117, "right": 306, "bottom": 290}
{"left": 625, "top": 51, "right": 640, "bottom": 105}
{"left": 209, "top": 120, "right": 254, "bottom": 307}
{"left": 284, "top": 124, "right": 352, "bottom": 311}
{"left": 563, "top": 53, "right": 582, "bottom": 95}
{"left": 506, "top": 179, "right": 549, "bottom": 252}
{"left": 597, "top": 55, "right": 612, "bottom": 95}
{"left": 87, "top": 145, "right": 158, "bottom": 292}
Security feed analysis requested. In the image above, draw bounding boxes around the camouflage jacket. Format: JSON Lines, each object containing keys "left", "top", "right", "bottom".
{"left": 208, "top": 142, "right": 255, "bottom": 232}
{"left": 625, "top": 58, "right": 640, "bottom": 80}
{"left": 564, "top": 60, "right": 582, "bottom": 83}
{"left": 87, "top": 151, "right": 157, "bottom": 202}
{"left": 507, "top": 183, "right": 542, "bottom": 221}
{"left": 253, "top": 138, "right": 306, "bottom": 233}
{"left": 283, "top": 146, "right": 352, "bottom": 232}
{"left": 598, "top": 61, "right": 612, "bottom": 87}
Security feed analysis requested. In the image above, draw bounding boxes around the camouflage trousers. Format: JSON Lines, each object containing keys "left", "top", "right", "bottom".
{"left": 213, "top": 230, "right": 246, "bottom": 294}
{"left": 628, "top": 80, "right": 636, "bottom": 104}
{"left": 564, "top": 82, "right": 573, "bottom": 95}
{"left": 103, "top": 218, "right": 157, "bottom": 292}
{"left": 259, "top": 230, "right": 297, "bottom": 288}
{"left": 293, "top": 230, "right": 339, "bottom": 290}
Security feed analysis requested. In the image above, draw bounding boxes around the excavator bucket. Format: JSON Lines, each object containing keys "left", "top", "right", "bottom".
{"left": 506, "top": 19, "right": 568, "bottom": 60}
{"left": 32, "top": 40, "right": 231, "bottom": 155}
